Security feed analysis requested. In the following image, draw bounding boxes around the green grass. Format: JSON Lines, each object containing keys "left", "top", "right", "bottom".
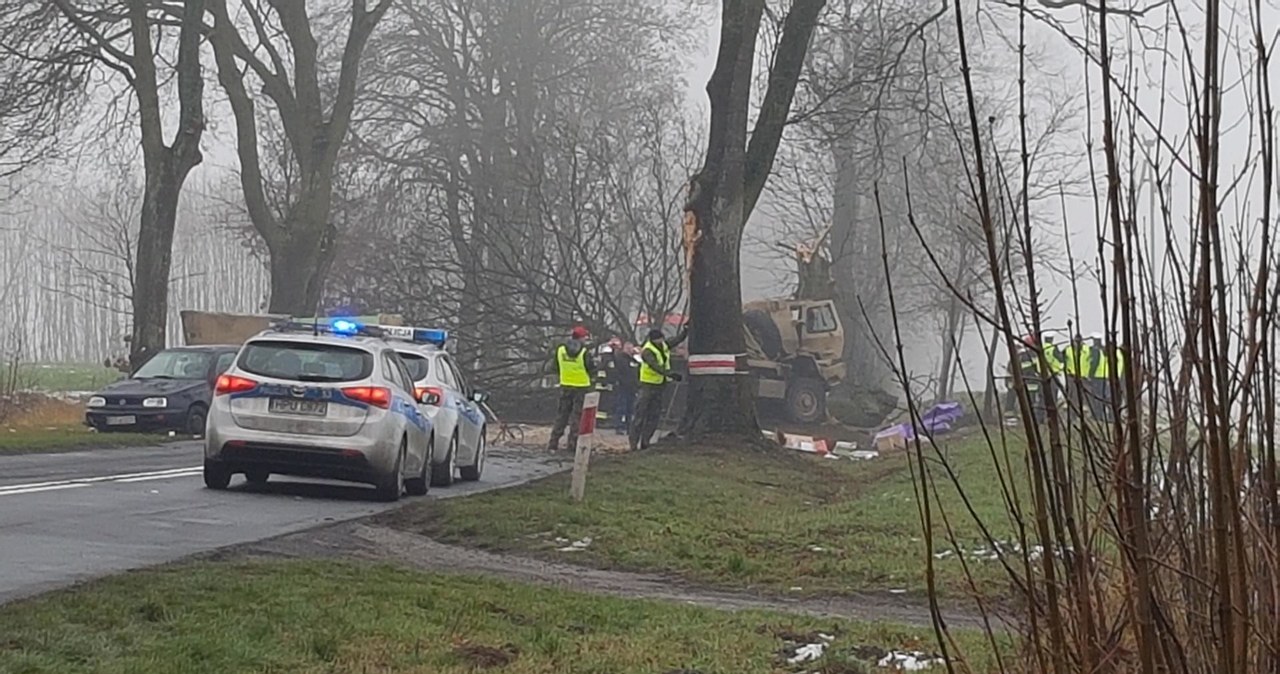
{"left": 0, "top": 426, "right": 171, "bottom": 455}
{"left": 2, "top": 363, "right": 121, "bottom": 392}
{"left": 384, "top": 436, "right": 1027, "bottom": 600}
{"left": 0, "top": 560, "right": 1005, "bottom": 674}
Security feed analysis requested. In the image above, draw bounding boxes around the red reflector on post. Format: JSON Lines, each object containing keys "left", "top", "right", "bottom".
{"left": 342, "top": 386, "right": 391, "bottom": 408}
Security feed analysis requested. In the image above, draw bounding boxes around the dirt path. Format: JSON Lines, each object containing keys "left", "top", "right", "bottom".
{"left": 210, "top": 521, "right": 1004, "bottom": 631}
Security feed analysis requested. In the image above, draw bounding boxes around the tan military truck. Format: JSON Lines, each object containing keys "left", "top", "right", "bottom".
{"left": 742, "top": 297, "right": 846, "bottom": 423}
{"left": 637, "top": 298, "right": 846, "bottom": 424}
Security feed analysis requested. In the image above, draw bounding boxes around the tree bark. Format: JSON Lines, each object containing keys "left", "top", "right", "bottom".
{"left": 682, "top": 0, "right": 825, "bottom": 438}
{"left": 205, "top": 0, "right": 390, "bottom": 317}
{"left": 125, "top": 0, "right": 205, "bottom": 371}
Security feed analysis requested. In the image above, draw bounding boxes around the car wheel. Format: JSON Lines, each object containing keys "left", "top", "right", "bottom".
{"left": 405, "top": 435, "right": 432, "bottom": 496}
{"left": 430, "top": 433, "right": 457, "bottom": 487}
{"left": 203, "top": 460, "right": 231, "bottom": 490}
{"left": 245, "top": 468, "right": 269, "bottom": 485}
{"left": 460, "top": 430, "right": 485, "bottom": 482}
{"left": 186, "top": 405, "right": 208, "bottom": 437}
{"left": 375, "top": 440, "right": 405, "bottom": 502}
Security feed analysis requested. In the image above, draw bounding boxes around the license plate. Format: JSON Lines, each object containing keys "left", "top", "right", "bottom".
{"left": 268, "top": 398, "right": 328, "bottom": 417}
{"left": 106, "top": 416, "right": 136, "bottom": 426}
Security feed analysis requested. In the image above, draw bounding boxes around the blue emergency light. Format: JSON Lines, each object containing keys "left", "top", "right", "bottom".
{"left": 379, "top": 325, "right": 448, "bottom": 347}
{"left": 412, "top": 328, "right": 448, "bottom": 346}
{"left": 330, "top": 318, "right": 361, "bottom": 335}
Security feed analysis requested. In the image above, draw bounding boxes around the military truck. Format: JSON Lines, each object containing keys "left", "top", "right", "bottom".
{"left": 742, "top": 297, "right": 846, "bottom": 423}
{"left": 635, "top": 298, "right": 846, "bottom": 424}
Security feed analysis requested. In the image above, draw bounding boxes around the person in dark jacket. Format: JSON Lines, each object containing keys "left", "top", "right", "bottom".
{"left": 548, "top": 325, "right": 596, "bottom": 452}
{"left": 608, "top": 341, "right": 639, "bottom": 434}
{"left": 629, "top": 326, "right": 688, "bottom": 451}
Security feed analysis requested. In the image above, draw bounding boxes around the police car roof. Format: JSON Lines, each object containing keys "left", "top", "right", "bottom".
{"left": 247, "top": 329, "right": 388, "bottom": 349}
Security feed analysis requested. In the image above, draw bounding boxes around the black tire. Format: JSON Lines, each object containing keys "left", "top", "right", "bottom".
{"left": 203, "top": 460, "right": 231, "bottom": 490}
{"left": 459, "top": 430, "right": 486, "bottom": 482}
{"left": 405, "top": 435, "right": 432, "bottom": 496}
{"left": 785, "top": 377, "right": 827, "bottom": 424}
{"left": 744, "top": 309, "right": 784, "bottom": 359}
{"left": 186, "top": 405, "right": 208, "bottom": 437}
{"left": 245, "top": 468, "right": 269, "bottom": 485}
{"left": 431, "top": 433, "right": 457, "bottom": 487}
{"left": 374, "top": 441, "right": 405, "bottom": 502}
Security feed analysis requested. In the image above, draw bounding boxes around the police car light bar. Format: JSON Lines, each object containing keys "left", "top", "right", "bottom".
{"left": 270, "top": 318, "right": 386, "bottom": 338}
{"left": 381, "top": 325, "right": 448, "bottom": 347}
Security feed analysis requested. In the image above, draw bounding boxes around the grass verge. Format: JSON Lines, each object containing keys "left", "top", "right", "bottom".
{"left": 0, "top": 426, "right": 169, "bottom": 455}
{"left": 383, "top": 435, "right": 1026, "bottom": 600}
{"left": 1, "top": 362, "right": 120, "bottom": 392}
{"left": 0, "top": 560, "right": 1004, "bottom": 674}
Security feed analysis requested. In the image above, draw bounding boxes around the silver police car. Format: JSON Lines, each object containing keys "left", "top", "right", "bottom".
{"left": 203, "top": 319, "right": 434, "bottom": 501}
{"left": 384, "top": 326, "right": 489, "bottom": 486}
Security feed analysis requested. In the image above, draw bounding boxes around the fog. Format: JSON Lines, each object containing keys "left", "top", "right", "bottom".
{"left": 0, "top": 0, "right": 1273, "bottom": 411}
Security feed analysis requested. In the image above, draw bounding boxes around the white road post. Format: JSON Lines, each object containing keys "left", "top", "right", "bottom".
{"left": 570, "top": 392, "right": 600, "bottom": 503}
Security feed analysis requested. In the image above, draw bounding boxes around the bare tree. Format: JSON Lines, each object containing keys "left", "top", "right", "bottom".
{"left": 680, "top": 0, "right": 826, "bottom": 437}
{"left": 0, "top": 0, "right": 207, "bottom": 370}
{"left": 203, "top": 0, "right": 393, "bottom": 315}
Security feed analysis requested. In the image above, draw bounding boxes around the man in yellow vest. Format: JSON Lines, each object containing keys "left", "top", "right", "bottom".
{"left": 1093, "top": 336, "right": 1125, "bottom": 423}
{"left": 547, "top": 325, "right": 597, "bottom": 452}
{"left": 1061, "top": 333, "right": 1092, "bottom": 420}
{"left": 629, "top": 326, "right": 687, "bottom": 451}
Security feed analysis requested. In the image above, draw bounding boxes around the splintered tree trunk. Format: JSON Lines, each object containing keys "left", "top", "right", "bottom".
{"left": 681, "top": 0, "right": 824, "bottom": 440}
{"left": 682, "top": 184, "right": 759, "bottom": 435}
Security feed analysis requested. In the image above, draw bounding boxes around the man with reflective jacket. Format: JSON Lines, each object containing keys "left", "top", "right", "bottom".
{"left": 629, "top": 326, "right": 688, "bottom": 451}
{"left": 548, "top": 325, "right": 596, "bottom": 452}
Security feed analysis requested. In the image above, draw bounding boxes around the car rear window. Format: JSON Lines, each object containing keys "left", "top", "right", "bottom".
{"left": 238, "top": 341, "right": 373, "bottom": 382}
{"left": 397, "top": 352, "right": 431, "bottom": 381}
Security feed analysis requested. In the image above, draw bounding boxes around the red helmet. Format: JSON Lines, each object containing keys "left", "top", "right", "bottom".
{"left": 571, "top": 325, "right": 590, "bottom": 340}
{"left": 1022, "top": 334, "right": 1037, "bottom": 347}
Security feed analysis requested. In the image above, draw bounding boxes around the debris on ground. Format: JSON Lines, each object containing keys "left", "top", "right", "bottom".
{"left": 877, "top": 650, "right": 946, "bottom": 671}
{"left": 932, "top": 539, "right": 1073, "bottom": 562}
{"left": 780, "top": 632, "right": 835, "bottom": 665}
{"left": 875, "top": 401, "right": 966, "bottom": 450}
{"left": 555, "top": 536, "right": 593, "bottom": 552}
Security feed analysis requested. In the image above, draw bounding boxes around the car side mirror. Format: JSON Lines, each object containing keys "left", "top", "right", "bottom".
{"left": 469, "top": 390, "right": 489, "bottom": 404}
{"left": 419, "top": 391, "right": 441, "bottom": 406}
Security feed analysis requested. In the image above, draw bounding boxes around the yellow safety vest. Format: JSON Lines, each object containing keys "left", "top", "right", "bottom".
{"left": 556, "top": 345, "right": 591, "bottom": 388}
{"left": 1095, "top": 347, "right": 1126, "bottom": 379}
{"left": 1063, "top": 343, "right": 1092, "bottom": 377}
{"left": 639, "top": 341, "right": 670, "bottom": 385}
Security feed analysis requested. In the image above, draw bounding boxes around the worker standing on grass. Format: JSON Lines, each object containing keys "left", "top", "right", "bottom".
{"left": 1061, "top": 334, "right": 1092, "bottom": 421}
{"left": 630, "top": 326, "right": 688, "bottom": 451}
{"left": 1094, "top": 336, "right": 1126, "bottom": 423}
{"left": 1013, "top": 334, "right": 1062, "bottom": 424}
{"left": 608, "top": 340, "right": 639, "bottom": 435}
{"left": 547, "top": 325, "right": 596, "bottom": 453}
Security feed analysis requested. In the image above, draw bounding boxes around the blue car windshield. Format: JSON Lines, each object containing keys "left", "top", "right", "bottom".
{"left": 133, "top": 351, "right": 212, "bottom": 380}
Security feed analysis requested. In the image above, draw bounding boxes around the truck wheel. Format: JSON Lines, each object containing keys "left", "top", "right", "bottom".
{"left": 786, "top": 378, "right": 827, "bottom": 424}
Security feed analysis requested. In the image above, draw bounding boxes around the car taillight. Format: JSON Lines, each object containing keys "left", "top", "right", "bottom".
{"left": 415, "top": 386, "right": 444, "bottom": 406}
{"left": 215, "top": 375, "right": 258, "bottom": 396}
{"left": 343, "top": 386, "right": 391, "bottom": 409}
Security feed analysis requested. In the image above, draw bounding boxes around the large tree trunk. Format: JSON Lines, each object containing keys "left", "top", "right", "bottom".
{"left": 265, "top": 215, "right": 338, "bottom": 315}
{"left": 129, "top": 164, "right": 191, "bottom": 371}
{"left": 681, "top": 0, "right": 825, "bottom": 439}
{"left": 126, "top": 0, "right": 204, "bottom": 371}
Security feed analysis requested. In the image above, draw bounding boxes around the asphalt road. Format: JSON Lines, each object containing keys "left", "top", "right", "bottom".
{"left": 0, "top": 441, "right": 567, "bottom": 604}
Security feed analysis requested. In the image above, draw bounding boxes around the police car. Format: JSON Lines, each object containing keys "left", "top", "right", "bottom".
{"left": 203, "top": 319, "right": 434, "bottom": 501}
{"left": 384, "top": 326, "right": 489, "bottom": 486}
